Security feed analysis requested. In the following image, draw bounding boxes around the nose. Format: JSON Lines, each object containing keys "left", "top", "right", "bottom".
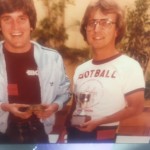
{"left": 11, "top": 19, "right": 20, "bottom": 30}
{"left": 94, "top": 22, "right": 102, "bottom": 32}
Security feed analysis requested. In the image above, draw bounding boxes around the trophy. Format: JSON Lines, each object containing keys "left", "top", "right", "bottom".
{"left": 71, "top": 92, "right": 91, "bottom": 126}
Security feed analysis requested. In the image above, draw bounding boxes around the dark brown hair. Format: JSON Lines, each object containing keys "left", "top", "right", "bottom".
{"left": 0, "top": 0, "right": 37, "bottom": 29}
{"left": 80, "top": 0, "right": 126, "bottom": 45}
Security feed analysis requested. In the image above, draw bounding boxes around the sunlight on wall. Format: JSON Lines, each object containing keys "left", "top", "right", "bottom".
{"left": 33, "top": 0, "right": 47, "bottom": 23}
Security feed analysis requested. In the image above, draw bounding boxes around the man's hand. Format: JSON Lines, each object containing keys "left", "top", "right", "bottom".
{"left": 33, "top": 103, "right": 59, "bottom": 120}
{"left": 76, "top": 119, "right": 100, "bottom": 132}
{"left": 1, "top": 103, "right": 32, "bottom": 119}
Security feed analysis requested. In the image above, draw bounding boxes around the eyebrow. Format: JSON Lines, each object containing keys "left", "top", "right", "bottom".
{"left": 0, "top": 14, "right": 28, "bottom": 19}
{"left": 89, "top": 18, "right": 113, "bottom": 21}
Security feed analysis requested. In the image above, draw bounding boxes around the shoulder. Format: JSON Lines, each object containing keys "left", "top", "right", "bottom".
{"left": 118, "top": 54, "right": 136, "bottom": 62}
{"left": 31, "top": 41, "right": 62, "bottom": 60}
{"left": 32, "top": 41, "right": 58, "bottom": 53}
{"left": 117, "top": 54, "right": 142, "bottom": 67}
{"left": 115, "top": 54, "right": 143, "bottom": 75}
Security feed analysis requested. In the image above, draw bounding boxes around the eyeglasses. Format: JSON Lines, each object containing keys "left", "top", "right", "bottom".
{"left": 85, "top": 19, "right": 116, "bottom": 31}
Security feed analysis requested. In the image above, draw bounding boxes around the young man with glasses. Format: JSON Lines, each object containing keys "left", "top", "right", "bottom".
{"left": 0, "top": 0, "right": 70, "bottom": 144}
{"left": 66, "top": 0, "right": 145, "bottom": 143}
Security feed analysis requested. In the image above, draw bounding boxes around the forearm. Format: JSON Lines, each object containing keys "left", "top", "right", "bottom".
{"left": 98, "top": 91, "right": 144, "bottom": 126}
{"left": 97, "top": 105, "right": 143, "bottom": 126}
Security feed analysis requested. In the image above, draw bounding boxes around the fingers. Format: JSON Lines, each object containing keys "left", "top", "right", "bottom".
{"left": 9, "top": 104, "right": 32, "bottom": 119}
{"left": 14, "top": 103, "right": 30, "bottom": 108}
{"left": 33, "top": 104, "right": 55, "bottom": 119}
{"left": 34, "top": 111, "right": 53, "bottom": 119}
{"left": 14, "top": 111, "right": 32, "bottom": 119}
{"left": 9, "top": 103, "right": 54, "bottom": 120}
{"left": 76, "top": 121, "right": 96, "bottom": 132}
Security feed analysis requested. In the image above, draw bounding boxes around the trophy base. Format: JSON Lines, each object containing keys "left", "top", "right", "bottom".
{"left": 71, "top": 115, "right": 91, "bottom": 126}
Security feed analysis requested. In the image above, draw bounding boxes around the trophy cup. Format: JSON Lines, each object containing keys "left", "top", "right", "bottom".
{"left": 71, "top": 92, "right": 91, "bottom": 126}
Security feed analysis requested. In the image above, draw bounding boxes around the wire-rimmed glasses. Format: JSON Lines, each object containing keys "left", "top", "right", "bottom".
{"left": 85, "top": 18, "right": 116, "bottom": 31}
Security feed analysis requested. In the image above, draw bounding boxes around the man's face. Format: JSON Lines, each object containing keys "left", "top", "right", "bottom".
{"left": 0, "top": 11, "right": 32, "bottom": 52}
{"left": 86, "top": 9, "right": 118, "bottom": 51}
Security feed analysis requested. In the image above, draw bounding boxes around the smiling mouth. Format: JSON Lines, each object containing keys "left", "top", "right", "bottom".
{"left": 93, "top": 36, "right": 104, "bottom": 40}
{"left": 11, "top": 32, "right": 22, "bottom": 36}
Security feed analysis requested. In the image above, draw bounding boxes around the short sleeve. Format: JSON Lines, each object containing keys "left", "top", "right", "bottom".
{"left": 122, "top": 60, "right": 145, "bottom": 95}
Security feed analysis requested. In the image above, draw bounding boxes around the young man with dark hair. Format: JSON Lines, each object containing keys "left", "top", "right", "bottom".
{"left": 0, "top": 0, "right": 70, "bottom": 144}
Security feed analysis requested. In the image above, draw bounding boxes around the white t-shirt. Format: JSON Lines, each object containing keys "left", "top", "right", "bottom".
{"left": 73, "top": 53, "right": 145, "bottom": 126}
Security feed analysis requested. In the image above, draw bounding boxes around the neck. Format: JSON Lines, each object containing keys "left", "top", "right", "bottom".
{"left": 4, "top": 42, "right": 32, "bottom": 53}
{"left": 92, "top": 46, "right": 119, "bottom": 61}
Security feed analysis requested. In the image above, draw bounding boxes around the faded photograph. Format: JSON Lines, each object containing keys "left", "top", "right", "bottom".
{"left": 0, "top": 0, "right": 149, "bottom": 146}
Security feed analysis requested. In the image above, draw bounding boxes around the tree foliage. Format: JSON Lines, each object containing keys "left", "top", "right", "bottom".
{"left": 32, "top": 0, "right": 74, "bottom": 49}
{"left": 32, "top": 0, "right": 89, "bottom": 63}
{"left": 121, "top": 0, "right": 150, "bottom": 72}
